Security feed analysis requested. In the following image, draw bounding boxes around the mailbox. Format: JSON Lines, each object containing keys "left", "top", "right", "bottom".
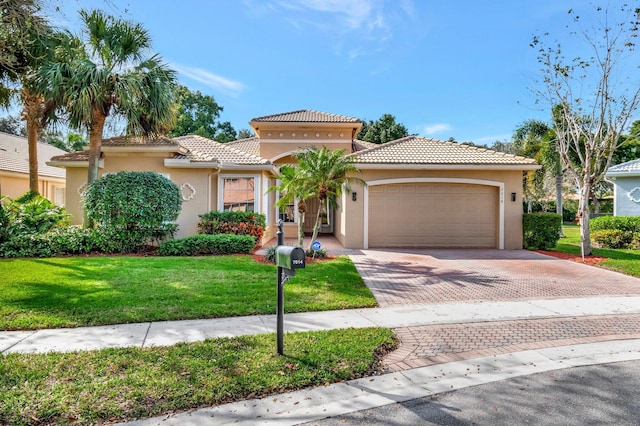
{"left": 275, "top": 246, "right": 306, "bottom": 273}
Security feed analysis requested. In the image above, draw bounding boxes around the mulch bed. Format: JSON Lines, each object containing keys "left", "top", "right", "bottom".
{"left": 535, "top": 250, "right": 607, "bottom": 266}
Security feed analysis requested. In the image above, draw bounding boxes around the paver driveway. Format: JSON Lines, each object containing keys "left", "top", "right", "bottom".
{"left": 348, "top": 249, "right": 640, "bottom": 307}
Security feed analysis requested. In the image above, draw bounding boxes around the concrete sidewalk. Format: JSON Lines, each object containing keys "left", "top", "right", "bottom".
{"left": 3, "top": 296, "right": 640, "bottom": 354}
{"left": 4, "top": 296, "right": 640, "bottom": 425}
{"left": 120, "top": 339, "right": 640, "bottom": 426}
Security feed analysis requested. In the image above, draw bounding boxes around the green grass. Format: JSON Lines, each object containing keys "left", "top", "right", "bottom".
{"left": 554, "top": 224, "right": 640, "bottom": 277}
{"left": 0, "top": 255, "right": 377, "bottom": 331}
{"left": 0, "top": 327, "right": 396, "bottom": 426}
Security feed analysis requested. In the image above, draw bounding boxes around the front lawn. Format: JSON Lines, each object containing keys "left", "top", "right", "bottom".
{"left": 0, "top": 255, "right": 377, "bottom": 331}
{"left": 0, "top": 327, "right": 396, "bottom": 425}
{"left": 554, "top": 224, "right": 640, "bottom": 277}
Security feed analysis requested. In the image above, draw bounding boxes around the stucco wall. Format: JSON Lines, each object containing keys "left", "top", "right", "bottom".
{"left": 0, "top": 172, "right": 65, "bottom": 205}
{"left": 614, "top": 177, "right": 640, "bottom": 216}
{"left": 63, "top": 154, "right": 216, "bottom": 237}
{"left": 260, "top": 140, "right": 353, "bottom": 162}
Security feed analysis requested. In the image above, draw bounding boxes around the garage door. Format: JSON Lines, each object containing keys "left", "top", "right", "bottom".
{"left": 368, "top": 183, "right": 498, "bottom": 248}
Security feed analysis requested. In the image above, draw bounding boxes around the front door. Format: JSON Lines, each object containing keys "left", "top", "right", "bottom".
{"left": 303, "top": 198, "right": 334, "bottom": 234}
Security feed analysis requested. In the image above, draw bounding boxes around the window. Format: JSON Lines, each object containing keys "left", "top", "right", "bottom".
{"left": 220, "top": 176, "right": 257, "bottom": 212}
{"left": 278, "top": 197, "right": 296, "bottom": 223}
{"left": 54, "top": 187, "right": 65, "bottom": 206}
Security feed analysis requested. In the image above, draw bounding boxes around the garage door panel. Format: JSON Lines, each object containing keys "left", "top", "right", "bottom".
{"left": 368, "top": 183, "right": 498, "bottom": 248}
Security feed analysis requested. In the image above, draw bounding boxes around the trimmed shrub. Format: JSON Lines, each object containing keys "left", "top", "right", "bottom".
{"left": 523, "top": 213, "right": 562, "bottom": 250}
{"left": 84, "top": 172, "right": 181, "bottom": 252}
{"left": 590, "top": 216, "right": 640, "bottom": 249}
{"left": 0, "top": 226, "right": 99, "bottom": 258}
{"left": 590, "top": 216, "right": 640, "bottom": 233}
{"left": 306, "top": 248, "right": 327, "bottom": 259}
{"left": 198, "top": 211, "right": 265, "bottom": 247}
{"left": 158, "top": 234, "right": 256, "bottom": 256}
{"left": 591, "top": 229, "right": 635, "bottom": 249}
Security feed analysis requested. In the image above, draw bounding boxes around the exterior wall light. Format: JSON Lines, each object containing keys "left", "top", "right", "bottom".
{"left": 352, "top": 192, "right": 357, "bottom": 201}
{"left": 511, "top": 192, "right": 517, "bottom": 202}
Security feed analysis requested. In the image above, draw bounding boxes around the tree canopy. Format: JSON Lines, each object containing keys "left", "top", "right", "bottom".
{"left": 357, "top": 113, "right": 409, "bottom": 144}
{"left": 531, "top": 4, "right": 640, "bottom": 255}
{"left": 37, "top": 9, "right": 178, "bottom": 217}
{"left": 169, "top": 85, "right": 238, "bottom": 142}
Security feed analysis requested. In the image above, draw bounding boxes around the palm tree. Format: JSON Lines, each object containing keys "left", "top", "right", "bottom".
{"left": 268, "top": 164, "right": 313, "bottom": 247}
{"left": 294, "top": 147, "right": 364, "bottom": 251}
{"left": 38, "top": 9, "right": 177, "bottom": 197}
{"left": 0, "top": 0, "right": 54, "bottom": 194}
{"left": 514, "top": 119, "right": 565, "bottom": 235}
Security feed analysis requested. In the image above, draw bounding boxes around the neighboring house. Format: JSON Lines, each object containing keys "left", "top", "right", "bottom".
{"left": 0, "top": 131, "right": 66, "bottom": 205}
{"left": 48, "top": 110, "right": 539, "bottom": 249}
{"left": 605, "top": 158, "right": 640, "bottom": 216}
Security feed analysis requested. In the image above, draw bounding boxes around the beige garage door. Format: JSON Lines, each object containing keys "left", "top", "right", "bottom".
{"left": 368, "top": 183, "right": 498, "bottom": 248}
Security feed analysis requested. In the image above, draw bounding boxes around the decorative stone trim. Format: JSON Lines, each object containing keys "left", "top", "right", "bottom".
{"left": 180, "top": 183, "right": 196, "bottom": 201}
{"left": 628, "top": 187, "right": 640, "bottom": 203}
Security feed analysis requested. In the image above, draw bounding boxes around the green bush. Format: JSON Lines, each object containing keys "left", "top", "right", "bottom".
{"left": 0, "top": 193, "right": 69, "bottom": 242}
{"left": 199, "top": 211, "right": 266, "bottom": 227}
{"left": 524, "top": 199, "right": 578, "bottom": 223}
{"left": 198, "top": 211, "right": 265, "bottom": 247}
{"left": 0, "top": 234, "right": 55, "bottom": 257}
{"left": 264, "top": 246, "right": 277, "bottom": 263}
{"left": 158, "top": 234, "right": 256, "bottom": 256}
{"left": 0, "top": 226, "right": 99, "bottom": 258}
{"left": 84, "top": 172, "right": 181, "bottom": 252}
{"left": 306, "top": 248, "right": 327, "bottom": 258}
{"left": 590, "top": 216, "right": 640, "bottom": 233}
{"left": 589, "top": 216, "right": 640, "bottom": 249}
{"left": 523, "top": 213, "right": 562, "bottom": 250}
{"left": 591, "top": 229, "right": 636, "bottom": 249}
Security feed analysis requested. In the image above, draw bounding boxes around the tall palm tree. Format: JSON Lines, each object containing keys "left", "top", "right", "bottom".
{"left": 0, "top": 0, "right": 53, "bottom": 194}
{"left": 294, "top": 147, "right": 364, "bottom": 251}
{"left": 268, "top": 164, "right": 313, "bottom": 246}
{"left": 38, "top": 9, "right": 177, "bottom": 196}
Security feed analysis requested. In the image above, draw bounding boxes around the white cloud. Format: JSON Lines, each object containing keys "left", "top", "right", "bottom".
{"left": 276, "top": 0, "right": 375, "bottom": 31}
{"left": 170, "top": 63, "right": 246, "bottom": 97}
{"left": 422, "top": 123, "right": 452, "bottom": 135}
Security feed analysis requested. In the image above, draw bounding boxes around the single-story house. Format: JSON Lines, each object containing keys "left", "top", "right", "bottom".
{"left": 605, "top": 158, "right": 640, "bottom": 216}
{"left": 0, "top": 131, "right": 66, "bottom": 205}
{"left": 48, "top": 110, "right": 539, "bottom": 249}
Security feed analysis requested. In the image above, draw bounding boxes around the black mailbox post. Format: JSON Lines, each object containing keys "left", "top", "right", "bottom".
{"left": 275, "top": 220, "right": 306, "bottom": 355}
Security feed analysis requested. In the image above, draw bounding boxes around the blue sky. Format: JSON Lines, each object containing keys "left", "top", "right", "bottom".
{"left": 47, "top": 0, "right": 620, "bottom": 144}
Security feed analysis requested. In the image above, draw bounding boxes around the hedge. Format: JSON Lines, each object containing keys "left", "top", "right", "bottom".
{"left": 157, "top": 234, "right": 256, "bottom": 256}
{"left": 523, "top": 213, "right": 562, "bottom": 250}
{"left": 590, "top": 216, "right": 640, "bottom": 249}
{"left": 198, "top": 211, "right": 265, "bottom": 247}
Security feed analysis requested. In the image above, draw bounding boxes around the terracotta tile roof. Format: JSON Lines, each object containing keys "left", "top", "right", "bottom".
{"left": 225, "top": 137, "right": 261, "bottom": 156}
{"left": 607, "top": 159, "right": 640, "bottom": 175}
{"left": 0, "top": 132, "right": 66, "bottom": 178}
{"left": 174, "top": 135, "right": 269, "bottom": 165}
{"left": 49, "top": 151, "right": 93, "bottom": 162}
{"left": 350, "top": 136, "right": 538, "bottom": 165}
{"left": 352, "top": 139, "right": 378, "bottom": 152}
{"left": 251, "top": 109, "right": 361, "bottom": 124}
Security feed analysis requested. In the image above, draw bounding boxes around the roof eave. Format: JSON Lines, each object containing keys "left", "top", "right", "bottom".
{"left": 219, "top": 163, "right": 273, "bottom": 171}
{"left": 605, "top": 171, "right": 640, "bottom": 178}
{"left": 164, "top": 158, "right": 220, "bottom": 168}
{"left": 355, "top": 163, "right": 541, "bottom": 171}
{"left": 46, "top": 160, "right": 103, "bottom": 168}
{"left": 101, "top": 145, "right": 179, "bottom": 153}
